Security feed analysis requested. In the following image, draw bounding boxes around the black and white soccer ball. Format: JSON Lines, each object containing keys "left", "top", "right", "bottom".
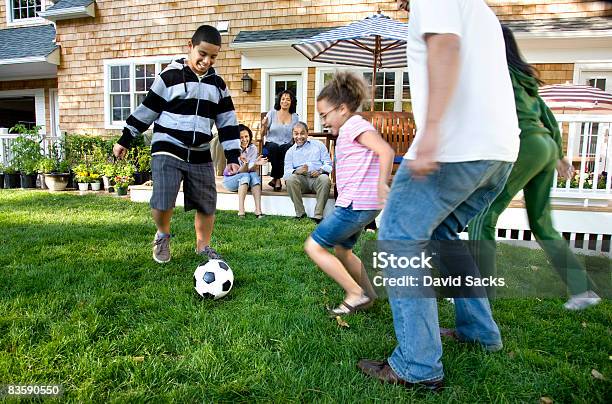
{"left": 193, "top": 259, "right": 234, "bottom": 300}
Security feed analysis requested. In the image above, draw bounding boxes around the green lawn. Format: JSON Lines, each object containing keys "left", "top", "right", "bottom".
{"left": 0, "top": 191, "right": 610, "bottom": 402}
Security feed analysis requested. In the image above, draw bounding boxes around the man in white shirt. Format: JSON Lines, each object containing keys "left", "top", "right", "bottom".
{"left": 284, "top": 122, "right": 332, "bottom": 222}
{"left": 359, "top": 0, "right": 519, "bottom": 391}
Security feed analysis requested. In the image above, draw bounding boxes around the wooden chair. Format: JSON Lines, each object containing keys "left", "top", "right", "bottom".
{"left": 357, "top": 111, "right": 416, "bottom": 168}
{"left": 254, "top": 111, "right": 268, "bottom": 180}
{"left": 256, "top": 111, "right": 268, "bottom": 157}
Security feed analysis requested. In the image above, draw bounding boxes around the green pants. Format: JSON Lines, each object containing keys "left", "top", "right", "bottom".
{"left": 469, "top": 134, "right": 592, "bottom": 296}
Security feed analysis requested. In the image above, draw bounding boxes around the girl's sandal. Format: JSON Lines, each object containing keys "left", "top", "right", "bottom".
{"left": 328, "top": 297, "right": 373, "bottom": 317}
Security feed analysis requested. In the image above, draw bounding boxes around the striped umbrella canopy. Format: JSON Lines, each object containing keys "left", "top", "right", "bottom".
{"left": 539, "top": 83, "right": 612, "bottom": 114}
{"left": 292, "top": 13, "right": 409, "bottom": 111}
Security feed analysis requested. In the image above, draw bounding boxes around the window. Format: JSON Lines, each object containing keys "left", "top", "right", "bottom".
{"left": 9, "top": 0, "right": 42, "bottom": 21}
{"left": 134, "top": 64, "right": 156, "bottom": 106}
{"left": 401, "top": 72, "right": 412, "bottom": 113}
{"left": 363, "top": 71, "right": 395, "bottom": 111}
{"left": 109, "top": 66, "right": 130, "bottom": 122}
{"left": 315, "top": 68, "right": 412, "bottom": 130}
{"left": 587, "top": 78, "right": 606, "bottom": 91}
{"left": 105, "top": 58, "right": 175, "bottom": 127}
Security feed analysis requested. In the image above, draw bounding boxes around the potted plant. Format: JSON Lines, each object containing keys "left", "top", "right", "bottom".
{"left": 10, "top": 125, "right": 42, "bottom": 189}
{"left": 134, "top": 146, "right": 152, "bottom": 184}
{"left": 73, "top": 163, "right": 90, "bottom": 191}
{"left": 101, "top": 163, "right": 115, "bottom": 192}
{"left": 37, "top": 158, "right": 54, "bottom": 190}
{"left": 113, "top": 175, "right": 133, "bottom": 196}
{"left": 89, "top": 172, "right": 102, "bottom": 191}
{"left": 3, "top": 165, "right": 20, "bottom": 188}
{"left": 39, "top": 157, "right": 71, "bottom": 192}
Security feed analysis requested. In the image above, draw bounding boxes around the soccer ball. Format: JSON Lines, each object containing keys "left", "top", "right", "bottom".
{"left": 193, "top": 259, "right": 234, "bottom": 300}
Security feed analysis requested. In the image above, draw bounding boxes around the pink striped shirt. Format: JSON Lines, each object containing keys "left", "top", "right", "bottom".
{"left": 335, "top": 115, "right": 380, "bottom": 210}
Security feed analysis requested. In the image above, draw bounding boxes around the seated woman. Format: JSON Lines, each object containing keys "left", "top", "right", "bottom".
{"left": 261, "top": 90, "right": 300, "bottom": 191}
{"left": 222, "top": 124, "right": 267, "bottom": 218}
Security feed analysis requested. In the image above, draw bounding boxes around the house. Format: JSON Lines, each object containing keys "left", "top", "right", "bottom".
{"left": 0, "top": 0, "right": 610, "bottom": 252}
{"left": 0, "top": 0, "right": 609, "bottom": 137}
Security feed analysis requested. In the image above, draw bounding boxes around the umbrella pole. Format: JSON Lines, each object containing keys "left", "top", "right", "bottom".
{"left": 371, "top": 36, "right": 381, "bottom": 112}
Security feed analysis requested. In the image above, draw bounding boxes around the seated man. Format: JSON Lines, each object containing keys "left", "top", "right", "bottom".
{"left": 283, "top": 122, "right": 332, "bottom": 223}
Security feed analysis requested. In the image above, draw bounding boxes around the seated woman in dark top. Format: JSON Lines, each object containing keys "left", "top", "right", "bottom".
{"left": 261, "top": 90, "right": 300, "bottom": 191}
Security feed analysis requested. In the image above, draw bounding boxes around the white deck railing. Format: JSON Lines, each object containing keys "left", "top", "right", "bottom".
{"left": 0, "top": 130, "right": 63, "bottom": 166}
{"left": 552, "top": 114, "right": 611, "bottom": 206}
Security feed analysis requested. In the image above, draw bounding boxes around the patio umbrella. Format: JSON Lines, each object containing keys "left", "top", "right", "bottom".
{"left": 539, "top": 83, "right": 612, "bottom": 114}
{"left": 292, "top": 12, "right": 409, "bottom": 111}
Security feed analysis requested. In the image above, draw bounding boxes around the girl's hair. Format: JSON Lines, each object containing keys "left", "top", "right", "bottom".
{"left": 274, "top": 90, "right": 298, "bottom": 113}
{"left": 238, "top": 123, "right": 253, "bottom": 145}
{"left": 501, "top": 25, "right": 543, "bottom": 85}
{"left": 292, "top": 121, "right": 309, "bottom": 132}
{"left": 317, "top": 71, "right": 367, "bottom": 112}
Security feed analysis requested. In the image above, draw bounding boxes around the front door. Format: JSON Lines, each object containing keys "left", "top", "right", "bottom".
{"left": 269, "top": 74, "right": 303, "bottom": 118}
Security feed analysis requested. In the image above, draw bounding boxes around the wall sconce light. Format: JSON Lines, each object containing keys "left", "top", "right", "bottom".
{"left": 241, "top": 73, "right": 253, "bottom": 93}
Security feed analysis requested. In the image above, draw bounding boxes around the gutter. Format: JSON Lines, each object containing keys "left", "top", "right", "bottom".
{"left": 38, "top": 3, "right": 95, "bottom": 22}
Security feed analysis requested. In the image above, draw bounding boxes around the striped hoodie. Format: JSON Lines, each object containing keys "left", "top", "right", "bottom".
{"left": 118, "top": 58, "right": 241, "bottom": 164}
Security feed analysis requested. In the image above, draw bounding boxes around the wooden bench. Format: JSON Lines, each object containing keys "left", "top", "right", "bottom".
{"left": 357, "top": 111, "right": 416, "bottom": 167}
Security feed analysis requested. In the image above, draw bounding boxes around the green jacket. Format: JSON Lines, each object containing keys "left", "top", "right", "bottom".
{"left": 509, "top": 66, "right": 564, "bottom": 159}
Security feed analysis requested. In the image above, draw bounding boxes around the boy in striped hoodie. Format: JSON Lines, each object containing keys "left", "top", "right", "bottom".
{"left": 113, "top": 25, "right": 241, "bottom": 264}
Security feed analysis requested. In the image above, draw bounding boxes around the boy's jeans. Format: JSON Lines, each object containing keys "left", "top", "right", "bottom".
{"left": 378, "top": 159, "right": 513, "bottom": 383}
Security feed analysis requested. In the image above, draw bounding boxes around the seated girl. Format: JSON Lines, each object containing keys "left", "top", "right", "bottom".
{"left": 222, "top": 124, "right": 267, "bottom": 218}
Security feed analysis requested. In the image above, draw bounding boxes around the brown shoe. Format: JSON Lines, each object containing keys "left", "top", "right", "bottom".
{"left": 357, "top": 359, "right": 444, "bottom": 392}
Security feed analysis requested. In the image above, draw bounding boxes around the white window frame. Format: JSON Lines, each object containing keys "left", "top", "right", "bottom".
{"left": 103, "top": 56, "right": 181, "bottom": 130}
{"left": 5, "top": 0, "right": 46, "bottom": 26}
{"left": 314, "top": 67, "right": 411, "bottom": 132}
{"left": 0, "top": 88, "right": 47, "bottom": 133}
{"left": 573, "top": 62, "right": 612, "bottom": 90}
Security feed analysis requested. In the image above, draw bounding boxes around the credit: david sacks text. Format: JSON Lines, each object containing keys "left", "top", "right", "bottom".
{"left": 372, "top": 275, "right": 506, "bottom": 287}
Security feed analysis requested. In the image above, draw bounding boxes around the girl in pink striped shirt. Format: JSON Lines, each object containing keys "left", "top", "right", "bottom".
{"left": 304, "top": 72, "right": 394, "bottom": 317}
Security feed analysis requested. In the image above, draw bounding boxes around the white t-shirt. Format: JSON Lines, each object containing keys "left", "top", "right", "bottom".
{"left": 405, "top": 0, "right": 520, "bottom": 163}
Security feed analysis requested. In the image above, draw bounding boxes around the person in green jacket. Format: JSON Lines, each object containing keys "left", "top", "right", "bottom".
{"left": 468, "top": 25, "right": 601, "bottom": 310}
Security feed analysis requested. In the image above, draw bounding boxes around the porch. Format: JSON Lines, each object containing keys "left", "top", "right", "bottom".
{"left": 128, "top": 172, "right": 611, "bottom": 257}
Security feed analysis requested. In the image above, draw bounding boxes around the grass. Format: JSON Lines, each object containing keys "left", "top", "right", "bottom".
{"left": 0, "top": 190, "right": 610, "bottom": 402}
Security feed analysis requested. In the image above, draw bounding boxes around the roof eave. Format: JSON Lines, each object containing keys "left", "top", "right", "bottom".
{"left": 230, "top": 39, "right": 299, "bottom": 49}
{"left": 514, "top": 30, "right": 612, "bottom": 39}
{"left": 0, "top": 47, "right": 60, "bottom": 66}
{"left": 39, "top": 3, "right": 95, "bottom": 22}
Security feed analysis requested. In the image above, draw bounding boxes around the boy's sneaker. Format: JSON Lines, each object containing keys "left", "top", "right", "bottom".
{"left": 563, "top": 290, "right": 601, "bottom": 311}
{"left": 197, "top": 245, "right": 222, "bottom": 261}
{"left": 153, "top": 234, "right": 171, "bottom": 263}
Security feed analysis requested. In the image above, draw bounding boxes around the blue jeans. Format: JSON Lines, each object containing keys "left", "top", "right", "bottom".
{"left": 379, "top": 159, "right": 513, "bottom": 383}
{"left": 222, "top": 172, "right": 261, "bottom": 191}
{"left": 311, "top": 204, "right": 380, "bottom": 249}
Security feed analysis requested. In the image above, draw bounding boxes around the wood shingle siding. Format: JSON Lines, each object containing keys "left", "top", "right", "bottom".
{"left": 2, "top": 0, "right": 606, "bottom": 135}
{"left": 533, "top": 63, "right": 576, "bottom": 85}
